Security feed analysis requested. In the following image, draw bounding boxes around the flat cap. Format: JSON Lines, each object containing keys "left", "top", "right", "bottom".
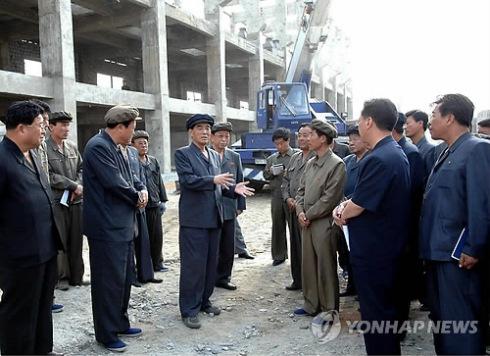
{"left": 186, "top": 114, "right": 214, "bottom": 130}
{"left": 311, "top": 118, "right": 338, "bottom": 139}
{"left": 105, "top": 104, "right": 141, "bottom": 124}
{"left": 49, "top": 111, "right": 73, "bottom": 123}
{"left": 346, "top": 124, "right": 359, "bottom": 136}
{"left": 132, "top": 130, "right": 149, "bottom": 141}
{"left": 211, "top": 122, "right": 233, "bottom": 133}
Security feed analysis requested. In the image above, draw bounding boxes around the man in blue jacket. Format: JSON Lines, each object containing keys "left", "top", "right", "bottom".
{"left": 0, "top": 101, "right": 62, "bottom": 355}
{"left": 210, "top": 122, "right": 246, "bottom": 291}
{"left": 175, "top": 114, "right": 254, "bottom": 329}
{"left": 83, "top": 105, "right": 148, "bottom": 352}
{"left": 420, "top": 94, "right": 490, "bottom": 354}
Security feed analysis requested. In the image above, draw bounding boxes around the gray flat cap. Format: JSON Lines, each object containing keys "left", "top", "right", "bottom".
{"left": 105, "top": 105, "right": 141, "bottom": 124}
{"left": 311, "top": 118, "right": 338, "bottom": 139}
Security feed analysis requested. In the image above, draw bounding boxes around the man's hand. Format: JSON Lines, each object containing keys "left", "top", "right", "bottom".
{"left": 71, "top": 184, "right": 83, "bottom": 201}
{"left": 137, "top": 190, "right": 148, "bottom": 208}
{"left": 459, "top": 253, "right": 479, "bottom": 269}
{"left": 286, "top": 198, "right": 296, "bottom": 211}
{"left": 298, "top": 212, "right": 310, "bottom": 228}
{"left": 236, "top": 209, "right": 243, "bottom": 216}
{"left": 234, "top": 181, "right": 254, "bottom": 197}
{"left": 332, "top": 202, "right": 347, "bottom": 226}
{"left": 214, "top": 173, "right": 235, "bottom": 188}
{"left": 158, "top": 202, "right": 167, "bottom": 214}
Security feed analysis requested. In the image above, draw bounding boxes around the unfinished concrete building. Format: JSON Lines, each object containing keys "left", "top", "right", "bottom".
{"left": 0, "top": 0, "right": 352, "bottom": 172}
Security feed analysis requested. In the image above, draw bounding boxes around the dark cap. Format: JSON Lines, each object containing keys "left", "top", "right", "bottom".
{"left": 132, "top": 130, "right": 149, "bottom": 141}
{"left": 49, "top": 111, "right": 73, "bottom": 123}
{"left": 104, "top": 105, "right": 141, "bottom": 124}
{"left": 394, "top": 112, "right": 406, "bottom": 132}
{"left": 186, "top": 114, "right": 214, "bottom": 130}
{"left": 346, "top": 124, "right": 359, "bottom": 136}
{"left": 211, "top": 122, "right": 233, "bottom": 134}
{"left": 311, "top": 118, "right": 338, "bottom": 139}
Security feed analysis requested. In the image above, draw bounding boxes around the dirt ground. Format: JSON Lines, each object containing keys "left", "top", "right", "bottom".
{"left": 52, "top": 190, "right": 436, "bottom": 355}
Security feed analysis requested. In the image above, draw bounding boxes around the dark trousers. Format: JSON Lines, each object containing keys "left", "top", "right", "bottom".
{"left": 179, "top": 226, "right": 220, "bottom": 317}
{"left": 146, "top": 206, "right": 164, "bottom": 269}
{"left": 88, "top": 239, "right": 133, "bottom": 345}
{"left": 337, "top": 230, "right": 355, "bottom": 293}
{"left": 216, "top": 218, "right": 236, "bottom": 284}
{"left": 234, "top": 220, "right": 248, "bottom": 254}
{"left": 271, "top": 196, "right": 288, "bottom": 261}
{"left": 134, "top": 211, "right": 154, "bottom": 282}
{"left": 426, "top": 261, "right": 485, "bottom": 355}
{"left": 287, "top": 209, "right": 302, "bottom": 287}
{"left": 53, "top": 203, "right": 84, "bottom": 285}
{"left": 352, "top": 261, "right": 401, "bottom": 355}
{"left": 0, "top": 256, "right": 57, "bottom": 355}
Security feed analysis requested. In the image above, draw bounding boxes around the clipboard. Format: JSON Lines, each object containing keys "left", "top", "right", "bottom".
{"left": 451, "top": 227, "right": 468, "bottom": 261}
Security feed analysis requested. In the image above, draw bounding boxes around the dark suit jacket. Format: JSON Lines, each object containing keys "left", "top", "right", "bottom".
{"left": 83, "top": 130, "right": 140, "bottom": 242}
{"left": 420, "top": 133, "right": 490, "bottom": 261}
{"left": 175, "top": 143, "right": 237, "bottom": 229}
{"left": 0, "top": 137, "right": 61, "bottom": 268}
{"left": 220, "top": 148, "right": 246, "bottom": 220}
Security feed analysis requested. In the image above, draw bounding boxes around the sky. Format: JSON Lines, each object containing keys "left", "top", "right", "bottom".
{"left": 329, "top": 0, "right": 490, "bottom": 118}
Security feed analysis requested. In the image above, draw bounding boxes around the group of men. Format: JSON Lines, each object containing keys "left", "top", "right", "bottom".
{"left": 1, "top": 93, "right": 490, "bottom": 355}
{"left": 0, "top": 102, "right": 170, "bottom": 353}
{"left": 264, "top": 95, "right": 490, "bottom": 355}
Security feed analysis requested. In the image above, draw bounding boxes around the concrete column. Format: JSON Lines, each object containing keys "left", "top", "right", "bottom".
{"left": 38, "top": 0, "right": 78, "bottom": 143}
{"left": 141, "top": 0, "right": 171, "bottom": 173}
{"left": 0, "top": 40, "right": 9, "bottom": 70}
{"left": 206, "top": 8, "right": 227, "bottom": 123}
{"left": 330, "top": 76, "right": 338, "bottom": 111}
{"left": 247, "top": 33, "right": 264, "bottom": 132}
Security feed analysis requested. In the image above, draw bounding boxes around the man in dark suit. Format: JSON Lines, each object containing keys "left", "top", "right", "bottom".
{"left": 83, "top": 105, "right": 148, "bottom": 352}
{"left": 0, "top": 101, "right": 62, "bottom": 355}
{"left": 175, "top": 114, "right": 254, "bottom": 329}
{"left": 420, "top": 94, "right": 490, "bottom": 354}
{"left": 210, "top": 122, "right": 246, "bottom": 291}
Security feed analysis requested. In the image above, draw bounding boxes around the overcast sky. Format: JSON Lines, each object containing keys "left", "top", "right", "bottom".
{"left": 329, "top": 0, "right": 490, "bottom": 118}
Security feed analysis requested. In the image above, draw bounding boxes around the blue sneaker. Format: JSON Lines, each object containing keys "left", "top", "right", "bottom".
{"left": 104, "top": 339, "right": 127, "bottom": 352}
{"left": 293, "top": 308, "right": 313, "bottom": 316}
{"left": 52, "top": 304, "right": 64, "bottom": 313}
{"left": 118, "top": 327, "right": 142, "bottom": 337}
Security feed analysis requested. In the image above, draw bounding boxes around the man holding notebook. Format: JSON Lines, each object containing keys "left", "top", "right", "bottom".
{"left": 420, "top": 94, "right": 490, "bottom": 354}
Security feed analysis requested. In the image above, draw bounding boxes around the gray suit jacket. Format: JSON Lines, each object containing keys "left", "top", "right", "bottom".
{"left": 219, "top": 148, "right": 246, "bottom": 220}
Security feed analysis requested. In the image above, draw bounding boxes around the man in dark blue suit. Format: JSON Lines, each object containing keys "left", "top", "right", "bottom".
{"left": 210, "top": 122, "right": 246, "bottom": 291}
{"left": 175, "top": 114, "right": 254, "bottom": 329}
{"left": 392, "top": 112, "right": 425, "bottom": 329}
{"left": 333, "top": 98, "right": 411, "bottom": 355}
{"left": 420, "top": 94, "right": 490, "bottom": 354}
{"left": 0, "top": 101, "right": 62, "bottom": 355}
{"left": 83, "top": 105, "right": 148, "bottom": 352}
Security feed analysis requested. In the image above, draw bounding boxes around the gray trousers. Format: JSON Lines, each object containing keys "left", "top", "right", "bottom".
{"left": 234, "top": 220, "right": 248, "bottom": 254}
{"left": 271, "top": 196, "right": 289, "bottom": 261}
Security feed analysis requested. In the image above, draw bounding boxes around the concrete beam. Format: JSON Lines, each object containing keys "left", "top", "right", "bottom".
{"left": 124, "top": 0, "right": 151, "bottom": 7}
{"left": 263, "top": 50, "right": 284, "bottom": 67}
{"left": 74, "top": 12, "right": 137, "bottom": 34}
{"left": 0, "top": 0, "right": 38, "bottom": 23}
{"left": 39, "top": 0, "right": 78, "bottom": 143}
{"left": 206, "top": 8, "right": 226, "bottom": 122}
{"left": 142, "top": 0, "right": 171, "bottom": 172}
{"left": 248, "top": 34, "right": 264, "bottom": 112}
{"left": 226, "top": 107, "right": 254, "bottom": 122}
{"left": 165, "top": 3, "right": 216, "bottom": 37}
{"left": 0, "top": 70, "right": 53, "bottom": 98}
{"left": 225, "top": 33, "right": 256, "bottom": 55}
{"left": 72, "top": 0, "right": 116, "bottom": 16}
{"left": 74, "top": 83, "right": 156, "bottom": 110}
{"left": 168, "top": 97, "right": 215, "bottom": 116}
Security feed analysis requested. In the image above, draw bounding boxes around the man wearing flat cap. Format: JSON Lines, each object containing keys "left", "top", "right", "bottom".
{"left": 132, "top": 130, "right": 169, "bottom": 273}
{"left": 83, "top": 104, "right": 148, "bottom": 352}
{"left": 46, "top": 111, "right": 85, "bottom": 288}
{"left": 175, "top": 114, "right": 254, "bottom": 329}
{"left": 210, "top": 122, "right": 246, "bottom": 291}
{"left": 294, "top": 119, "right": 346, "bottom": 317}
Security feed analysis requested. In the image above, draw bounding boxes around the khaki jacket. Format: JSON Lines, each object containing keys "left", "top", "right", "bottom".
{"left": 46, "top": 137, "right": 83, "bottom": 203}
{"left": 295, "top": 149, "right": 346, "bottom": 223}
{"left": 264, "top": 147, "right": 296, "bottom": 198}
{"left": 281, "top": 150, "right": 315, "bottom": 202}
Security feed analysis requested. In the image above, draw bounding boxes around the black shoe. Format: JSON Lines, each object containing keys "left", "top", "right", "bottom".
{"left": 285, "top": 283, "right": 301, "bottom": 291}
{"left": 201, "top": 305, "right": 221, "bottom": 315}
{"left": 272, "top": 259, "right": 285, "bottom": 266}
{"left": 132, "top": 281, "right": 142, "bottom": 288}
{"left": 147, "top": 278, "right": 163, "bottom": 284}
{"left": 182, "top": 316, "right": 201, "bottom": 329}
{"left": 215, "top": 281, "right": 237, "bottom": 290}
{"left": 154, "top": 265, "right": 169, "bottom": 272}
{"left": 238, "top": 252, "right": 255, "bottom": 260}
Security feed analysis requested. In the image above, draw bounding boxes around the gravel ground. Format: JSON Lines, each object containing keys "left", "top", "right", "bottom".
{"left": 51, "top": 191, "right": 436, "bottom": 355}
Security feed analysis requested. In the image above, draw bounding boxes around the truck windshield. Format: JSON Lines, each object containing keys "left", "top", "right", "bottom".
{"left": 276, "top": 84, "right": 309, "bottom": 116}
